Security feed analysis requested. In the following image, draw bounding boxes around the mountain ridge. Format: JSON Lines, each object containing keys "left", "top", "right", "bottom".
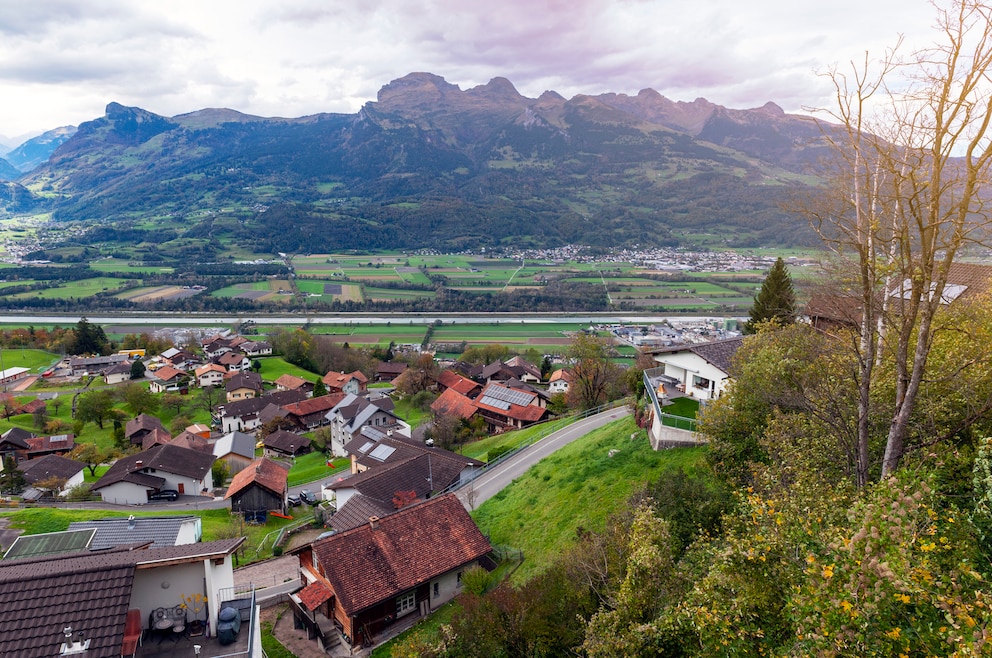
{"left": 6, "top": 72, "right": 833, "bottom": 251}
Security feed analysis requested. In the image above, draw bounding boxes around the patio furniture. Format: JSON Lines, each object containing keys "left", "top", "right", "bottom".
{"left": 149, "top": 607, "right": 173, "bottom": 643}
{"left": 121, "top": 609, "right": 142, "bottom": 657}
{"left": 171, "top": 606, "right": 188, "bottom": 642}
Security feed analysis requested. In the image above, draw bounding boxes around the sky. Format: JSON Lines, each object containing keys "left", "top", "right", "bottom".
{"left": 0, "top": 0, "right": 940, "bottom": 143}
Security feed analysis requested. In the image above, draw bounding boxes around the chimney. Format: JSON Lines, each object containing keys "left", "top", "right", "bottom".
{"left": 135, "top": 460, "right": 143, "bottom": 468}
{"left": 128, "top": 515, "right": 135, "bottom": 530}
{"left": 368, "top": 516, "right": 379, "bottom": 531}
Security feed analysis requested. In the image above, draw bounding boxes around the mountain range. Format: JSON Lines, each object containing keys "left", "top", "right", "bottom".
{"left": 0, "top": 73, "right": 837, "bottom": 251}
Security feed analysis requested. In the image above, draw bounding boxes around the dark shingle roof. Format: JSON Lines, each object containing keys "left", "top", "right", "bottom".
{"left": 67, "top": 516, "right": 199, "bottom": 549}
{"left": 93, "top": 444, "right": 214, "bottom": 491}
{"left": 307, "top": 494, "right": 491, "bottom": 615}
{"left": 19, "top": 454, "right": 84, "bottom": 483}
{"left": 648, "top": 336, "right": 745, "bottom": 375}
{"left": 330, "top": 494, "right": 394, "bottom": 532}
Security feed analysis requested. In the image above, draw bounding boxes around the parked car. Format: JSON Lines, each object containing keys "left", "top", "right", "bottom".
{"left": 148, "top": 489, "right": 179, "bottom": 502}
{"left": 299, "top": 489, "right": 318, "bottom": 505}
{"left": 287, "top": 494, "right": 302, "bottom": 507}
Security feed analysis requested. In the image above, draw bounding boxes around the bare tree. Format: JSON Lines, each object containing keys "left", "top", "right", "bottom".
{"left": 809, "top": 0, "right": 992, "bottom": 482}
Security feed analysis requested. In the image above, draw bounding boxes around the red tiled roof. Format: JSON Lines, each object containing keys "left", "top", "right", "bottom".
{"left": 430, "top": 388, "right": 478, "bottom": 420}
{"left": 437, "top": 369, "right": 479, "bottom": 396}
{"left": 152, "top": 365, "right": 185, "bottom": 382}
{"left": 322, "top": 370, "right": 367, "bottom": 388}
{"left": 298, "top": 580, "right": 334, "bottom": 611}
{"left": 308, "top": 494, "right": 491, "bottom": 615}
{"left": 24, "top": 433, "right": 75, "bottom": 455}
{"left": 225, "top": 457, "right": 289, "bottom": 499}
{"left": 275, "top": 374, "right": 309, "bottom": 389}
{"left": 282, "top": 393, "right": 345, "bottom": 417}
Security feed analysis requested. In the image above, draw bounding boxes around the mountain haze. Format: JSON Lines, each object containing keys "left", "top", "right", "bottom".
{"left": 12, "top": 73, "right": 834, "bottom": 251}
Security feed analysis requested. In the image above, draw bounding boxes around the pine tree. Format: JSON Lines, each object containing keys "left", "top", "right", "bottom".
{"left": 744, "top": 257, "right": 796, "bottom": 334}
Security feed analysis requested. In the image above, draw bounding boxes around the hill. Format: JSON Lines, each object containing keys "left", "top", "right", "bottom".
{"left": 13, "top": 73, "right": 835, "bottom": 251}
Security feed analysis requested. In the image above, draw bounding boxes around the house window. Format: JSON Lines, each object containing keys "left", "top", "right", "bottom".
{"left": 457, "top": 571, "right": 463, "bottom": 586}
{"left": 311, "top": 550, "right": 319, "bottom": 572}
{"left": 433, "top": 582, "right": 439, "bottom": 598}
{"left": 692, "top": 375, "right": 711, "bottom": 390}
{"left": 396, "top": 591, "right": 416, "bottom": 616}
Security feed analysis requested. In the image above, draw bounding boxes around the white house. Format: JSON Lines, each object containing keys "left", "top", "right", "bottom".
{"left": 548, "top": 368, "right": 571, "bottom": 394}
{"left": 92, "top": 443, "right": 215, "bottom": 505}
{"left": 647, "top": 336, "right": 743, "bottom": 401}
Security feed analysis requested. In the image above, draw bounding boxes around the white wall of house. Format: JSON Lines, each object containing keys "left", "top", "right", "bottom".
{"left": 58, "top": 469, "right": 86, "bottom": 495}
{"left": 176, "top": 517, "right": 202, "bottom": 544}
{"left": 157, "top": 470, "right": 212, "bottom": 496}
{"left": 198, "top": 371, "right": 224, "bottom": 387}
{"left": 104, "top": 371, "right": 130, "bottom": 385}
{"left": 203, "top": 554, "right": 236, "bottom": 630}
{"left": 654, "top": 352, "right": 730, "bottom": 401}
{"left": 222, "top": 414, "right": 260, "bottom": 434}
{"left": 131, "top": 562, "right": 205, "bottom": 628}
{"left": 430, "top": 565, "right": 471, "bottom": 611}
{"left": 96, "top": 481, "right": 154, "bottom": 505}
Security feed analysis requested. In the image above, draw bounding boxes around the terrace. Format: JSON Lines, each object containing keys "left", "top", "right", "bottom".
{"left": 131, "top": 590, "right": 257, "bottom": 658}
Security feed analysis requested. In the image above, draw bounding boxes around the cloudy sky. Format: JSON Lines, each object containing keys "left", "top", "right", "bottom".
{"left": 0, "top": 0, "right": 938, "bottom": 142}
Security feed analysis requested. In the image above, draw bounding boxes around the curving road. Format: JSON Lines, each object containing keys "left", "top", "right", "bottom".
{"left": 456, "top": 406, "right": 631, "bottom": 511}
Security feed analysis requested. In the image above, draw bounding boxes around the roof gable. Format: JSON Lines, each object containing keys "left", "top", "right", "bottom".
{"left": 309, "top": 495, "right": 491, "bottom": 614}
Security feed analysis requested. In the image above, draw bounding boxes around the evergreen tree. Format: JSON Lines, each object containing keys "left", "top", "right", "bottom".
{"left": 312, "top": 378, "right": 327, "bottom": 398}
{"left": 744, "top": 257, "right": 796, "bottom": 334}
{"left": 0, "top": 456, "right": 25, "bottom": 495}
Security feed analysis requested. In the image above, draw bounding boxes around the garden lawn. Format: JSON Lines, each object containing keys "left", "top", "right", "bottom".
{"left": 256, "top": 357, "right": 319, "bottom": 382}
{"left": 471, "top": 416, "right": 708, "bottom": 584}
{"left": 287, "top": 453, "right": 350, "bottom": 488}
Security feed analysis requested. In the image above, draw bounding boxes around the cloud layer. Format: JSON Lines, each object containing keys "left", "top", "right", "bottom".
{"left": 0, "top": 0, "right": 936, "bottom": 139}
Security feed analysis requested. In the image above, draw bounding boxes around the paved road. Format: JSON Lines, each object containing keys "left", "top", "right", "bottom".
{"left": 456, "top": 406, "right": 631, "bottom": 511}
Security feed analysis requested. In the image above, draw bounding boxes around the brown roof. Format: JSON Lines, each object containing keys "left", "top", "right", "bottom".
{"left": 141, "top": 427, "right": 173, "bottom": 451}
{"left": 431, "top": 388, "right": 479, "bottom": 420}
{"left": 264, "top": 429, "right": 309, "bottom": 455}
{"left": 299, "top": 580, "right": 335, "bottom": 611}
{"left": 93, "top": 444, "right": 214, "bottom": 491}
{"left": 307, "top": 494, "right": 491, "bottom": 615}
{"left": 152, "top": 365, "right": 185, "bottom": 382}
{"left": 648, "top": 336, "right": 745, "bottom": 375}
{"left": 377, "top": 362, "right": 407, "bottom": 375}
{"left": 169, "top": 430, "right": 212, "bottom": 452}
{"left": 225, "top": 457, "right": 289, "bottom": 499}
{"left": 274, "top": 374, "right": 309, "bottom": 390}
{"left": 194, "top": 363, "right": 227, "bottom": 377}
{"left": 216, "top": 351, "right": 248, "bottom": 366}
{"left": 0, "top": 538, "right": 244, "bottom": 658}
{"left": 24, "top": 433, "right": 75, "bottom": 455}
{"left": 226, "top": 371, "right": 263, "bottom": 392}
{"left": 19, "top": 454, "right": 84, "bottom": 483}
{"left": 282, "top": 393, "right": 345, "bottom": 418}
{"left": 437, "top": 369, "right": 480, "bottom": 396}
{"left": 124, "top": 413, "right": 165, "bottom": 439}
{"left": 322, "top": 370, "right": 368, "bottom": 388}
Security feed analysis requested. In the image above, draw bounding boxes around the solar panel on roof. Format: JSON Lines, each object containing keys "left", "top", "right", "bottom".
{"left": 368, "top": 444, "right": 396, "bottom": 461}
{"left": 4, "top": 528, "right": 96, "bottom": 560}
{"left": 49, "top": 434, "right": 70, "bottom": 442}
{"left": 484, "top": 386, "right": 533, "bottom": 406}
{"left": 479, "top": 395, "right": 511, "bottom": 410}
{"left": 358, "top": 441, "right": 374, "bottom": 454}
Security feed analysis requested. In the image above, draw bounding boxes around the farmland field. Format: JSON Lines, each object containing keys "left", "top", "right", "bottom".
{"left": 212, "top": 279, "right": 294, "bottom": 302}
{"left": 7, "top": 277, "right": 133, "bottom": 299}
{"left": 116, "top": 285, "right": 203, "bottom": 302}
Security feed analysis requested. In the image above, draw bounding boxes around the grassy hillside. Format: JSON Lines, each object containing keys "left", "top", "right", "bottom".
{"left": 471, "top": 416, "right": 709, "bottom": 583}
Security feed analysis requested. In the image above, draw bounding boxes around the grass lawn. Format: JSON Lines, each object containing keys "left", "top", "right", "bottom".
{"left": 0, "top": 348, "right": 62, "bottom": 373}
{"left": 256, "top": 356, "right": 319, "bottom": 382}
{"left": 391, "top": 396, "right": 432, "bottom": 429}
{"left": 286, "top": 452, "right": 350, "bottom": 488}
{"left": 471, "top": 416, "right": 709, "bottom": 584}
